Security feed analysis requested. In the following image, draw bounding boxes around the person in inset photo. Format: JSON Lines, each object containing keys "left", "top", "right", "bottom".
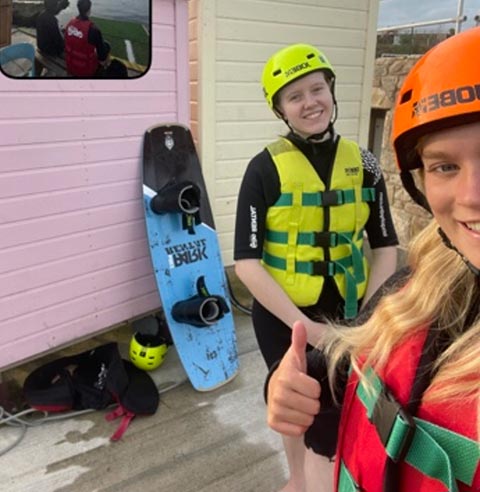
{"left": 36, "top": 0, "right": 70, "bottom": 57}
{"left": 64, "top": 0, "right": 112, "bottom": 77}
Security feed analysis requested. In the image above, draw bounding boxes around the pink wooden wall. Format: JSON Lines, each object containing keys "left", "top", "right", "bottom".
{"left": 0, "top": 0, "right": 190, "bottom": 370}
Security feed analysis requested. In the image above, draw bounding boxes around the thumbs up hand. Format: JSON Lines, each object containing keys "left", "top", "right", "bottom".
{"left": 266, "top": 321, "right": 321, "bottom": 436}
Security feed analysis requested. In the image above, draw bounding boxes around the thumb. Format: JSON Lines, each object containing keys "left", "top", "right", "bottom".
{"left": 290, "top": 320, "right": 308, "bottom": 374}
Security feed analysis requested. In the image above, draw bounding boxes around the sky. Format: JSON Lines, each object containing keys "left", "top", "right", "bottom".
{"left": 377, "top": 0, "right": 479, "bottom": 30}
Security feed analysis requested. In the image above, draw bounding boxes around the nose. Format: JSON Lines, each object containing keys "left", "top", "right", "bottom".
{"left": 457, "top": 163, "right": 480, "bottom": 208}
{"left": 303, "top": 91, "right": 316, "bottom": 107}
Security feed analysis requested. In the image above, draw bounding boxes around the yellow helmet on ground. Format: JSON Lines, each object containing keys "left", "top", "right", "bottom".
{"left": 129, "top": 332, "right": 168, "bottom": 371}
{"left": 261, "top": 43, "right": 335, "bottom": 110}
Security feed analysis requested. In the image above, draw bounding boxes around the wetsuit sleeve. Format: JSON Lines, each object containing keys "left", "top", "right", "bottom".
{"left": 88, "top": 24, "right": 109, "bottom": 62}
{"left": 361, "top": 148, "right": 399, "bottom": 249}
{"left": 233, "top": 150, "right": 280, "bottom": 260}
{"left": 303, "top": 350, "right": 348, "bottom": 457}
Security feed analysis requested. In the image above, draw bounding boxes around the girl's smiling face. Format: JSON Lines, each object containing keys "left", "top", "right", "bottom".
{"left": 421, "top": 121, "right": 480, "bottom": 269}
{"left": 277, "top": 71, "right": 334, "bottom": 139}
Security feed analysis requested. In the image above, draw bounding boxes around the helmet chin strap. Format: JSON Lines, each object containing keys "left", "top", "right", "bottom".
{"left": 283, "top": 119, "right": 334, "bottom": 143}
{"left": 400, "top": 171, "right": 432, "bottom": 213}
{"left": 437, "top": 227, "right": 480, "bottom": 277}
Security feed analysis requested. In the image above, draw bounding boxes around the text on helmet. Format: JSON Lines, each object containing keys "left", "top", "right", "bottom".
{"left": 284, "top": 62, "right": 311, "bottom": 78}
{"left": 412, "top": 84, "right": 480, "bottom": 117}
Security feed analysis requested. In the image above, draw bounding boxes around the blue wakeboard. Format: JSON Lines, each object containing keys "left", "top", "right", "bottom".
{"left": 142, "top": 123, "right": 239, "bottom": 391}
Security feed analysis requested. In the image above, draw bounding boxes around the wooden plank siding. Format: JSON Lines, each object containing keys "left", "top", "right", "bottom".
{"left": 190, "top": 0, "right": 379, "bottom": 263}
{"left": 0, "top": 0, "right": 190, "bottom": 369}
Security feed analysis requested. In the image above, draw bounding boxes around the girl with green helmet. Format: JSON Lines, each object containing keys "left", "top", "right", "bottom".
{"left": 234, "top": 43, "right": 398, "bottom": 491}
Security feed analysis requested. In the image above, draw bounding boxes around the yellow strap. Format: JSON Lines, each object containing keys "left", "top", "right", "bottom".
{"left": 285, "top": 182, "right": 302, "bottom": 285}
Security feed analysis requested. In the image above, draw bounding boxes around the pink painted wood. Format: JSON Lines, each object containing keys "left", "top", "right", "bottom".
{"left": 0, "top": 0, "right": 190, "bottom": 369}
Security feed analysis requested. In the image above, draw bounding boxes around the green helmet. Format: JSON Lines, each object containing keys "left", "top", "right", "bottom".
{"left": 129, "top": 332, "right": 168, "bottom": 371}
{"left": 261, "top": 43, "right": 335, "bottom": 110}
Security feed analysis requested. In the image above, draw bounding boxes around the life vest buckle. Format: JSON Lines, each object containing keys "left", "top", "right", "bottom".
{"left": 320, "top": 190, "right": 344, "bottom": 206}
{"left": 310, "top": 260, "right": 335, "bottom": 276}
{"left": 370, "top": 388, "right": 416, "bottom": 463}
{"left": 310, "top": 231, "right": 338, "bottom": 247}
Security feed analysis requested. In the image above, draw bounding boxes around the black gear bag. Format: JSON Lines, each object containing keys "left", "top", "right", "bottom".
{"left": 22, "top": 342, "right": 159, "bottom": 440}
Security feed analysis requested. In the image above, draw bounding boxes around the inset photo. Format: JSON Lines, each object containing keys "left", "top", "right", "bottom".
{"left": 0, "top": 0, "right": 151, "bottom": 78}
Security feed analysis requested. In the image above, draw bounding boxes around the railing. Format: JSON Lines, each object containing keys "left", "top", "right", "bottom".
{"left": 377, "top": 16, "right": 467, "bottom": 34}
{"left": 378, "top": 0, "right": 467, "bottom": 34}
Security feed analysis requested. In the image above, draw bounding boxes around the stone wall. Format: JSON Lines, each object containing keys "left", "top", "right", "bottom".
{"left": 372, "top": 56, "right": 431, "bottom": 253}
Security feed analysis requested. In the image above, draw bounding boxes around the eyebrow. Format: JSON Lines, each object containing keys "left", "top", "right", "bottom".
{"left": 420, "top": 149, "right": 450, "bottom": 160}
{"left": 284, "top": 81, "right": 326, "bottom": 96}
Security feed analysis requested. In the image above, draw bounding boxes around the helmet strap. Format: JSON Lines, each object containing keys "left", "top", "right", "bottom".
{"left": 437, "top": 227, "right": 480, "bottom": 277}
{"left": 306, "top": 123, "right": 334, "bottom": 143}
{"left": 400, "top": 171, "right": 432, "bottom": 213}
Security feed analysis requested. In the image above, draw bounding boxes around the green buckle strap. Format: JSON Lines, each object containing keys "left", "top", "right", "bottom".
{"left": 337, "top": 232, "right": 365, "bottom": 283}
{"left": 362, "top": 187, "right": 376, "bottom": 202}
{"left": 332, "top": 259, "right": 358, "bottom": 319}
{"left": 265, "top": 229, "right": 365, "bottom": 289}
{"left": 356, "top": 368, "right": 480, "bottom": 490}
{"left": 262, "top": 252, "right": 358, "bottom": 318}
{"left": 263, "top": 251, "right": 353, "bottom": 276}
{"left": 265, "top": 229, "right": 364, "bottom": 247}
{"left": 338, "top": 461, "right": 360, "bottom": 492}
{"left": 275, "top": 188, "right": 376, "bottom": 207}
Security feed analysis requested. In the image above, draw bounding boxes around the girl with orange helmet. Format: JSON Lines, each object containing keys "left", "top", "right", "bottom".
{"left": 234, "top": 43, "right": 399, "bottom": 491}
{"left": 265, "top": 28, "right": 480, "bottom": 491}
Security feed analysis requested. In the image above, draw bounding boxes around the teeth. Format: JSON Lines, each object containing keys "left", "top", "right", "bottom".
{"left": 466, "top": 222, "right": 480, "bottom": 232}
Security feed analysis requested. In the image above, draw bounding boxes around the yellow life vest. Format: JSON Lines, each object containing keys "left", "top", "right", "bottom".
{"left": 263, "top": 137, "right": 374, "bottom": 317}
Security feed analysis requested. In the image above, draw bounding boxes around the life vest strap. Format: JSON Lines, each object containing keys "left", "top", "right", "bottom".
{"left": 338, "top": 461, "right": 360, "bottom": 492}
{"left": 265, "top": 229, "right": 364, "bottom": 247}
{"left": 265, "top": 229, "right": 365, "bottom": 289}
{"left": 335, "top": 232, "right": 365, "bottom": 284}
{"left": 262, "top": 251, "right": 359, "bottom": 318}
{"left": 285, "top": 183, "right": 303, "bottom": 284}
{"left": 275, "top": 187, "right": 375, "bottom": 207}
{"left": 353, "top": 367, "right": 480, "bottom": 489}
{"left": 263, "top": 250, "right": 351, "bottom": 276}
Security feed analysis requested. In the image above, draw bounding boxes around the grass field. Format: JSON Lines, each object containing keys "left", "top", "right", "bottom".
{"left": 91, "top": 17, "right": 150, "bottom": 68}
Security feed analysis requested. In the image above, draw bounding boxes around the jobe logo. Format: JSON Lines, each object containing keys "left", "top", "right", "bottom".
{"left": 166, "top": 239, "right": 208, "bottom": 268}
{"left": 285, "top": 62, "right": 311, "bottom": 78}
{"left": 345, "top": 166, "right": 359, "bottom": 176}
{"left": 67, "top": 25, "right": 83, "bottom": 38}
{"left": 412, "top": 84, "right": 480, "bottom": 117}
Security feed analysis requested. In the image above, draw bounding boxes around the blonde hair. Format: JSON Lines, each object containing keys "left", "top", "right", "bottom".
{"left": 324, "top": 220, "right": 480, "bottom": 409}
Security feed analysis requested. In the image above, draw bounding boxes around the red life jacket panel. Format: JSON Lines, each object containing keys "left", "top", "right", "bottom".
{"left": 336, "top": 327, "right": 480, "bottom": 491}
{"left": 65, "top": 18, "right": 98, "bottom": 76}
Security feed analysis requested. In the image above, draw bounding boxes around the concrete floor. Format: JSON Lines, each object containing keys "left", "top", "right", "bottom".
{"left": 0, "top": 307, "right": 290, "bottom": 492}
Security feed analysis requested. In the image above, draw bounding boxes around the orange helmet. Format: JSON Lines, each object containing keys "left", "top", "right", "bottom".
{"left": 392, "top": 27, "right": 480, "bottom": 172}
